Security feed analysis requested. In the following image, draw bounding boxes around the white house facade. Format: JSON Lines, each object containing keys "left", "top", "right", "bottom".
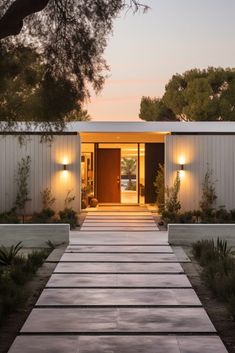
{"left": 1, "top": 121, "right": 235, "bottom": 214}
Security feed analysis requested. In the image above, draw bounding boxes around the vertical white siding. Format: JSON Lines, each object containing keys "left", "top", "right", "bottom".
{"left": 165, "top": 135, "right": 235, "bottom": 211}
{"left": 0, "top": 135, "right": 81, "bottom": 214}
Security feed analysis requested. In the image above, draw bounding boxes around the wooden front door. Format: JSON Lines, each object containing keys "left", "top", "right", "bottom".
{"left": 97, "top": 148, "right": 121, "bottom": 203}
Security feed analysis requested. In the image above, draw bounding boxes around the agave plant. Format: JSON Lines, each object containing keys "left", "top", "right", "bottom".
{"left": 0, "top": 242, "right": 23, "bottom": 266}
{"left": 215, "top": 237, "right": 235, "bottom": 258}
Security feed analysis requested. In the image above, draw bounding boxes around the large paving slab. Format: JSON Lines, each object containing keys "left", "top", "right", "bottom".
{"left": 8, "top": 211, "right": 229, "bottom": 353}
{"left": 60, "top": 252, "right": 180, "bottom": 262}
{"left": 36, "top": 288, "right": 201, "bottom": 306}
{"left": 8, "top": 335, "right": 228, "bottom": 353}
{"left": 66, "top": 245, "right": 173, "bottom": 253}
{"left": 54, "top": 262, "right": 185, "bottom": 273}
{"left": 83, "top": 219, "right": 156, "bottom": 223}
{"left": 70, "top": 231, "right": 168, "bottom": 244}
{"left": 46, "top": 273, "right": 192, "bottom": 288}
{"left": 21, "top": 307, "right": 216, "bottom": 333}
{"left": 80, "top": 226, "right": 158, "bottom": 231}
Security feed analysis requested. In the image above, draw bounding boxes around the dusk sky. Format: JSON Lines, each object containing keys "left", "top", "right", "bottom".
{"left": 85, "top": 0, "right": 235, "bottom": 121}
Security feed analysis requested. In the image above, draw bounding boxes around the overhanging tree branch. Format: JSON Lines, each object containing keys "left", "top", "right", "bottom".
{"left": 0, "top": 0, "right": 49, "bottom": 39}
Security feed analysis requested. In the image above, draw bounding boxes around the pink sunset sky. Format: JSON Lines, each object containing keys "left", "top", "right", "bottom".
{"left": 85, "top": 0, "right": 235, "bottom": 121}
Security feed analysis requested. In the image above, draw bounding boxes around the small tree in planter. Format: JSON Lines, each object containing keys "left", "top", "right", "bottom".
{"left": 154, "top": 164, "right": 165, "bottom": 214}
{"left": 15, "top": 156, "right": 31, "bottom": 223}
{"left": 59, "top": 190, "right": 78, "bottom": 229}
{"left": 162, "top": 171, "right": 181, "bottom": 224}
{"left": 200, "top": 167, "right": 217, "bottom": 222}
{"left": 31, "top": 188, "right": 56, "bottom": 223}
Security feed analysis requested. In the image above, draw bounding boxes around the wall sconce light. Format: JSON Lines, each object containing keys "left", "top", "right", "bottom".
{"left": 63, "top": 164, "right": 67, "bottom": 171}
{"left": 180, "top": 164, "right": 184, "bottom": 171}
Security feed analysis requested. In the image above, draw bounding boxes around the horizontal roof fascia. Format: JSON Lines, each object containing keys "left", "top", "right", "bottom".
{"left": 67, "top": 121, "right": 235, "bottom": 133}
{"left": 3, "top": 121, "right": 235, "bottom": 134}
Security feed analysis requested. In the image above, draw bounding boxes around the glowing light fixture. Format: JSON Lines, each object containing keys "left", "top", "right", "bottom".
{"left": 178, "top": 156, "right": 185, "bottom": 171}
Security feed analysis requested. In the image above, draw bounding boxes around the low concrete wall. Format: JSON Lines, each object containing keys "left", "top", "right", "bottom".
{"left": 0, "top": 224, "right": 70, "bottom": 248}
{"left": 168, "top": 224, "right": 235, "bottom": 247}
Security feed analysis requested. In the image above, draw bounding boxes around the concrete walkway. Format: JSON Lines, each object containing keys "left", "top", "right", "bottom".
{"left": 9, "top": 211, "right": 228, "bottom": 352}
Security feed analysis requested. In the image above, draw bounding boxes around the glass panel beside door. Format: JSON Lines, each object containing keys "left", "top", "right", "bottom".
{"left": 98, "top": 143, "right": 139, "bottom": 204}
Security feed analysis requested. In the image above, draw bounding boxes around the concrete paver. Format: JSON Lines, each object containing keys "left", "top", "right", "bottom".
{"left": 46, "top": 273, "right": 192, "bottom": 288}
{"left": 8, "top": 210, "right": 228, "bottom": 353}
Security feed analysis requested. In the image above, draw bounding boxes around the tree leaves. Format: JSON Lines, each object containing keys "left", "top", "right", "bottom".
{"left": 140, "top": 67, "right": 235, "bottom": 121}
{"left": 0, "top": 44, "right": 90, "bottom": 132}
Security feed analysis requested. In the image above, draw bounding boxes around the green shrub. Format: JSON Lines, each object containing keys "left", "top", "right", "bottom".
{"left": 0, "top": 242, "right": 23, "bottom": 266}
{"left": 10, "top": 263, "right": 31, "bottom": 285}
{"left": 0, "top": 247, "right": 50, "bottom": 324}
{"left": 161, "top": 172, "right": 181, "bottom": 224}
{"left": 215, "top": 207, "right": 231, "bottom": 223}
{"left": 0, "top": 270, "right": 27, "bottom": 320}
{"left": 31, "top": 208, "right": 55, "bottom": 223}
{"left": 0, "top": 210, "right": 19, "bottom": 224}
{"left": 41, "top": 188, "right": 56, "bottom": 209}
{"left": 230, "top": 209, "right": 235, "bottom": 221}
{"left": 227, "top": 295, "right": 235, "bottom": 320}
{"left": 15, "top": 156, "right": 31, "bottom": 222}
{"left": 59, "top": 208, "right": 78, "bottom": 229}
{"left": 216, "top": 237, "right": 234, "bottom": 259}
{"left": 178, "top": 211, "right": 194, "bottom": 223}
{"left": 192, "top": 239, "right": 214, "bottom": 260}
{"left": 199, "top": 167, "right": 217, "bottom": 222}
{"left": 26, "top": 249, "right": 50, "bottom": 273}
{"left": 154, "top": 163, "right": 165, "bottom": 214}
{"left": 193, "top": 237, "right": 235, "bottom": 320}
{"left": 59, "top": 190, "right": 78, "bottom": 229}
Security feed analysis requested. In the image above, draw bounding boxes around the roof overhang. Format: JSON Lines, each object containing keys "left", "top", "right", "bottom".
{"left": 67, "top": 121, "right": 235, "bottom": 133}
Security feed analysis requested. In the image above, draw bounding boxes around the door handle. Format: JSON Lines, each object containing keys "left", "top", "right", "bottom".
{"left": 117, "top": 176, "right": 120, "bottom": 184}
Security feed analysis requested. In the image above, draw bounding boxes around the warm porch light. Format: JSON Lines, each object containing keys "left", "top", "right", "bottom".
{"left": 178, "top": 156, "right": 185, "bottom": 171}
{"left": 62, "top": 157, "right": 69, "bottom": 172}
{"left": 178, "top": 156, "right": 186, "bottom": 178}
{"left": 178, "top": 156, "right": 185, "bottom": 165}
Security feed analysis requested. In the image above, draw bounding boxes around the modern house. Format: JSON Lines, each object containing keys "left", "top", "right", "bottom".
{"left": 1, "top": 121, "right": 235, "bottom": 214}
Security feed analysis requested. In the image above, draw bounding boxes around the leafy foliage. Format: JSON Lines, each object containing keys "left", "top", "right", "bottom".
{"left": 59, "top": 190, "right": 78, "bottom": 229}
{"left": 154, "top": 163, "right": 165, "bottom": 214}
{"left": 15, "top": 156, "right": 31, "bottom": 218}
{"left": 140, "top": 67, "right": 235, "bottom": 121}
{"left": 162, "top": 172, "right": 181, "bottom": 223}
{"left": 41, "top": 188, "right": 56, "bottom": 210}
{"left": 0, "top": 241, "right": 23, "bottom": 266}
{"left": 199, "top": 167, "right": 217, "bottom": 221}
{"left": 192, "top": 237, "right": 235, "bottom": 319}
{"left": 139, "top": 96, "right": 178, "bottom": 121}
{"left": 0, "top": 246, "right": 50, "bottom": 323}
{"left": 31, "top": 208, "right": 55, "bottom": 223}
{"left": 0, "top": 209, "right": 19, "bottom": 223}
{"left": 31, "top": 187, "right": 56, "bottom": 223}
{"left": 0, "top": 44, "right": 90, "bottom": 132}
{"left": 59, "top": 208, "right": 78, "bottom": 229}
{"left": 0, "top": 1, "right": 148, "bottom": 132}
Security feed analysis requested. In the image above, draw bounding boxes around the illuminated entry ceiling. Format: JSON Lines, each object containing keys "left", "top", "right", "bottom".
{"left": 80, "top": 132, "right": 169, "bottom": 143}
